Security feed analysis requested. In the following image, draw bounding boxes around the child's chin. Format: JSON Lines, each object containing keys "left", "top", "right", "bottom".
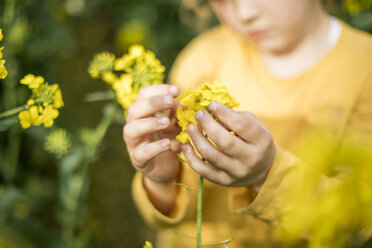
{"left": 257, "top": 38, "right": 294, "bottom": 55}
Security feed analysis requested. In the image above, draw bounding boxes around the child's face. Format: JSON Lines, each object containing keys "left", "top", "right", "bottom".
{"left": 208, "top": 0, "right": 318, "bottom": 53}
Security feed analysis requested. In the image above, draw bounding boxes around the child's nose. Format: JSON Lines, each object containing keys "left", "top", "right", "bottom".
{"left": 235, "top": 0, "right": 259, "bottom": 23}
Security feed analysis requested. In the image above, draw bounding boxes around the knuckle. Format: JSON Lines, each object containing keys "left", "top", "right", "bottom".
{"left": 132, "top": 148, "right": 144, "bottom": 166}
{"left": 123, "top": 124, "right": 133, "bottom": 142}
{"left": 197, "top": 144, "right": 209, "bottom": 157}
{"left": 245, "top": 111, "right": 256, "bottom": 119}
{"left": 221, "top": 175, "right": 233, "bottom": 186}
{"left": 218, "top": 136, "right": 235, "bottom": 151}
{"left": 234, "top": 119, "right": 250, "bottom": 133}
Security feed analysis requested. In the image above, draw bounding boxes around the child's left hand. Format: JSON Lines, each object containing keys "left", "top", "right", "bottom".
{"left": 181, "top": 101, "right": 276, "bottom": 191}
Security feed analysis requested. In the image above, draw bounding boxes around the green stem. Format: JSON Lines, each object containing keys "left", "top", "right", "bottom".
{"left": 83, "top": 90, "right": 115, "bottom": 102}
{"left": 197, "top": 176, "right": 203, "bottom": 248}
{"left": 202, "top": 238, "right": 234, "bottom": 247}
{"left": 174, "top": 183, "right": 199, "bottom": 193}
{"left": 0, "top": 105, "right": 27, "bottom": 119}
{"left": 168, "top": 229, "right": 196, "bottom": 239}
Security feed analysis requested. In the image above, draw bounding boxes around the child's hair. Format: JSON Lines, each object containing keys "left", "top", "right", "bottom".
{"left": 179, "top": 0, "right": 335, "bottom": 33}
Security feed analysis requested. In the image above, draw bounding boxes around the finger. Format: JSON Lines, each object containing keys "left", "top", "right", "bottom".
{"left": 181, "top": 144, "right": 232, "bottom": 186}
{"left": 187, "top": 124, "right": 237, "bottom": 176}
{"left": 194, "top": 109, "right": 250, "bottom": 158}
{"left": 208, "top": 101, "right": 264, "bottom": 144}
{"left": 123, "top": 116, "right": 170, "bottom": 146}
{"left": 137, "top": 84, "right": 179, "bottom": 101}
{"left": 127, "top": 95, "right": 174, "bottom": 122}
{"left": 154, "top": 101, "right": 181, "bottom": 129}
{"left": 132, "top": 139, "right": 171, "bottom": 168}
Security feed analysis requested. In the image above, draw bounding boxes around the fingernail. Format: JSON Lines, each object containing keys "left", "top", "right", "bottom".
{"left": 187, "top": 124, "right": 195, "bottom": 133}
{"left": 209, "top": 102, "right": 217, "bottom": 112}
{"left": 163, "top": 95, "right": 173, "bottom": 106}
{"left": 158, "top": 117, "right": 169, "bottom": 125}
{"left": 195, "top": 110, "right": 204, "bottom": 120}
{"left": 161, "top": 139, "right": 170, "bottom": 147}
{"left": 169, "top": 86, "right": 179, "bottom": 96}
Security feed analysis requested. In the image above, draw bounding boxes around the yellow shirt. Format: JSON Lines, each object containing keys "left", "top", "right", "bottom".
{"left": 132, "top": 19, "right": 372, "bottom": 247}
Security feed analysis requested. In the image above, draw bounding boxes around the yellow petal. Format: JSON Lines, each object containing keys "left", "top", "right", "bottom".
{"left": 102, "top": 72, "right": 117, "bottom": 84}
{"left": 27, "top": 99, "right": 35, "bottom": 106}
{"left": 129, "top": 44, "right": 145, "bottom": 57}
{"left": 176, "top": 132, "right": 189, "bottom": 144}
{"left": 43, "top": 119, "right": 54, "bottom": 128}
{"left": 18, "top": 110, "right": 31, "bottom": 129}
{"left": 29, "top": 106, "right": 40, "bottom": 119}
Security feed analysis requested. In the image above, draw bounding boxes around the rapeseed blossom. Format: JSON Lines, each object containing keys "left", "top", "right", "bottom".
{"left": 342, "top": 0, "right": 372, "bottom": 14}
{"left": 18, "top": 74, "right": 64, "bottom": 129}
{"left": 113, "top": 44, "right": 165, "bottom": 109}
{"left": 88, "top": 44, "right": 165, "bottom": 111}
{"left": 176, "top": 81, "right": 239, "bottom": 143}
{"left": 143, "top": 241, "right": 153, "bottom": 248}
{"left": 280, "top": 133, "right": 372, "bottom": 248}
{"left": 88, "top": 52, "right": 116, "bottom": 80}
{"left": 0, "top": 28, "right": 8, "bottom": 79}
{"left": 44, "top": 129, "right": 71, "bottom": 158}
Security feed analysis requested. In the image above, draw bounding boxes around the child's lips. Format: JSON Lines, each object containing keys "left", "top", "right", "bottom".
{"left": 249, "top": 30, "right": 269, "bottom": 39}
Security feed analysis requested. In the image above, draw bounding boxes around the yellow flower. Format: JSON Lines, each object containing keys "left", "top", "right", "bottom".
{"left": 143, "top": 241, "right": 153, "bottom": 248}
{"left": 176, "top": 81, "right": 239, "bottom": 143}
{"left": 20, "top": 74, "right": 45, "bottom": 89}
{"left": 18, "top": 74, "right": 63, "bottom": 129}
{"left": 89, "top": 45, "right": 165, "bottom": 113}
{"left": 0, "top": 29, "right": 8, "bottom": 79}
{"left": 279, "top": 132, "right": 372, "bottom": 247}
{"left": 114, "top": 44, "right": 165, "bottom": 91}
{"left": 18, "top": 105, "right": 43, "bottom": 129}
{"left": 44, "top": 129, "right": 71, "bottom": 158}
{"left": 101, "top": 71, "right": 117, "bottom": 84}
{"left": 112, "top": 74, "right": 137, "bottom": 110}
{"left": 52, "top": 85, "right": 64, "bottom": 108}
{"left": 88, "top": 52, "right": 116, "bottom": 79}
{"left": 342, "top": 0, "right": 372, "bottom": 14}
{"left": 41, "top": 105, "right": 59, "bottom": 128}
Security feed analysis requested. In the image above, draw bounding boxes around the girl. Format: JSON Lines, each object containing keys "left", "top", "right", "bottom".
{"left": 124, "top": 0, "right": 372, "bottom": 247}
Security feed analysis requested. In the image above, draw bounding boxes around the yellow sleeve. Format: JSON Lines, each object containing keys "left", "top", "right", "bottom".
{"left": 229, "top": 72, "right": 372, "bottom": 223}
{"left": 229, "top": 146, "right": 306, "bottom": 223}
{"left": 342, "top": 71, "right": 372, "bottom": 144}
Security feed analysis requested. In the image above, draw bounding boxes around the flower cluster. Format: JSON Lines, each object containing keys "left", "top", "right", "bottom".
{"left": 176, "top": 81, "right": 240, "bottom": 143}
{"left": 44, "top": 129, "right": 71, "bottom": 158}
{"left": 280, "top": 133, "right": 372, "bottom": 248}
{"left": 0, "top": 29, "right": 8, "bottom": 79}
{"left": 18, "top": 74, "right": 64, "bottom": 129}
{"left": 88, "top": 52, "right": 116, "bottom": 79}
{"left": 88, "top": 44, "right": 165, "bottom": 111}
{"left": 342, "top": 0, "right": 372, "bottom": 15}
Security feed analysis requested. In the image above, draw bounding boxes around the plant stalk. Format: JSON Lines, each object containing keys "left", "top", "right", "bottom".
{"left": 197, "top": 175, "right": 203, "bottom": 248}
{"left": 0, "top": 104, "right": 27, "bottom": 119}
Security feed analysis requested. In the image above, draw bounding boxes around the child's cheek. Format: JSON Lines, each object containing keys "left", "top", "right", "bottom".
{"left": 261, "top": 0, "right": 310, "bottom": 30}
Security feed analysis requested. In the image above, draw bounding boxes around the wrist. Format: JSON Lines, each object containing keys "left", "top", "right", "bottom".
{"left": 251, "top": 144, "right": 276, "bottom": 193}
{"left": 142, "top": 174, "right": 180, "bottom": 216}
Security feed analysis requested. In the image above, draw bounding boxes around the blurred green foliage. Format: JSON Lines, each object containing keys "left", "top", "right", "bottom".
{"left": 0, "top": 0, "right": 371, "bottom": 248}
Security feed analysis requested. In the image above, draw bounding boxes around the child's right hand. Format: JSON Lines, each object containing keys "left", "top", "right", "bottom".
{"left": 123, "top": 84, "right": 182, "bottom": 183}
